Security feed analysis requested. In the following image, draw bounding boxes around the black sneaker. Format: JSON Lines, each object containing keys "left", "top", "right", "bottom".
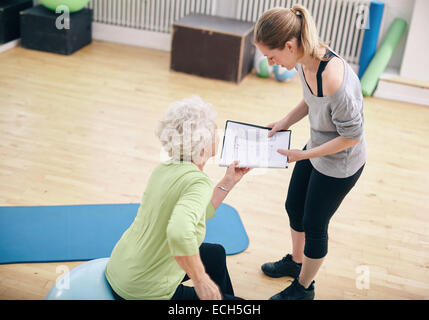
{"left": 269, "top": 278, "right": 315, "bottom": 300}
{"left": 261, "top": 254, "right": 302, "bottom": 278}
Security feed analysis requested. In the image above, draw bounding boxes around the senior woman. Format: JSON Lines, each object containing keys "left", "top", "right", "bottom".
{"left": 105, "top": 95, "right": 250, "bottom": 300}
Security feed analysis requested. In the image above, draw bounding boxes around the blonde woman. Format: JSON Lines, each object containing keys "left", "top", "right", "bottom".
{"left": 254, "top": 5, "right": 366, "bottom": 300}
{"left": 105, "top": 96, "right": 250, "bottom": 300}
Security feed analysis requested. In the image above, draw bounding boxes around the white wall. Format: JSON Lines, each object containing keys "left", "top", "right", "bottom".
{"left": 400, "top": 0, "right": 429, "bottom": 82}
{"left": 377, "top": 0, "right": 415, "bottom": 72}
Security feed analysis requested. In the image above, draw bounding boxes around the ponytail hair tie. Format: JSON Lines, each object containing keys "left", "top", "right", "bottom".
{"left": 291, "top": 8, "right": 301, "bottom": 16}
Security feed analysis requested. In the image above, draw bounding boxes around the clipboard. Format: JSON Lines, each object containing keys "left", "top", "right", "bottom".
{"left": 219, "top": 120, "right": 291, "bottom": 168}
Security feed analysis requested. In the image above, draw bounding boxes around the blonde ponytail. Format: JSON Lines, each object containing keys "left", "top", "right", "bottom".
{"left": 254, "top": 5, "right": 327, "bottom": 60}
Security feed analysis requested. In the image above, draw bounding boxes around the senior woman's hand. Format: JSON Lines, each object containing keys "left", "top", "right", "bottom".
{"left": 194, "top": 274, "right": 222, "bottom": 300}
{"left": 211, "top": 161, "right": 251, "bottom": 210}
{"left": 174, "top": 254, "right": 222, "bottom": 300}
{"left": 222, "top": 161, "right": 251, "bottom": 190}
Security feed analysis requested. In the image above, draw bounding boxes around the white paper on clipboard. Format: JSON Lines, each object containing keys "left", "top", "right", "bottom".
{"left": 219, "top": 120, "right": 291, "bottom": 168}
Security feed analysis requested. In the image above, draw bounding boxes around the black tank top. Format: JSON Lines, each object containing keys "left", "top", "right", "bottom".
{"left": 316, "top": 49, "right": 337, "bottom": 97}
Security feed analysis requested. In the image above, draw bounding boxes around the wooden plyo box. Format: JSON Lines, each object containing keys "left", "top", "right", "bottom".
{"left": 171, "top": 14, "right": 255, "bottom": 83}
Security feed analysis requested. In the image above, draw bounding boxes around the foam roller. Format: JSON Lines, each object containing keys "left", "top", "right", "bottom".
{"left": 358, "top": 1, "right": 385, "bottom": 79}
{"left": 360, "top": 18, "right": 408, "bottom": 97}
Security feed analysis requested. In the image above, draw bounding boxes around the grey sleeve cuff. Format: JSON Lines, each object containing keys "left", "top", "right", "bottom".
{"left": 332, "top": 96, "right": 364, "bottom": 140}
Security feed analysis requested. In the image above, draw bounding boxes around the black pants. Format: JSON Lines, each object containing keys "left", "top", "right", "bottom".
{"left": 171, "top": 243, "right": 243, "bottom": 300}
{"left": 285, "top": 150, "right": 364, "bottom": 259}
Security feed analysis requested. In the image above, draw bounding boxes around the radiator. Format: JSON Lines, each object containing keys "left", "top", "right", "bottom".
{"left": 89, "top": 0, "right": 217, "bottom": 33}
{"left": 236, "top": 0, "right": 370, "bottom": 65}
{"left": 33, "top": 0, "right": 217, "bottom": 33}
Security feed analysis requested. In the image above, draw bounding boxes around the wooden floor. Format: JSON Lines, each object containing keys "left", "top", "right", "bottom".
{"left": 0, "top": 40, "right": 428, "bottom": 300}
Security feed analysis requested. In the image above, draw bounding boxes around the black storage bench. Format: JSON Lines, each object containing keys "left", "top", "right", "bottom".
{"left": 20, "top": 5, "right": 92, "bottom": 55}
{"left": 0, "top": 0, "right": 33, "bottom": 44}
{"left": 171, "top": 14, "right": 255, "bottom": 83}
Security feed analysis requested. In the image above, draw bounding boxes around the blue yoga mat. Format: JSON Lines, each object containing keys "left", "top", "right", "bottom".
{"left": 0, "top": 203, "right": 249, "bottom": 264}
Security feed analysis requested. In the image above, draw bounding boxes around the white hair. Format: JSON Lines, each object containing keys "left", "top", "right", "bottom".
{"left": 156, "top": 95, "right": 217, "bottom": 162}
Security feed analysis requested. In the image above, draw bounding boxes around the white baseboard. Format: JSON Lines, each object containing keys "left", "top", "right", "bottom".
{"left": 92, "top": 22, "right": 172, "bottom": 52}
{"left": 0, "top": 39, "right": 20, "bottom": 54}
{"left": 0, "top": 23, "right": 172, "bottom": 54}
{"left": 374, "top": 80, "right": 429, "bottom": 107}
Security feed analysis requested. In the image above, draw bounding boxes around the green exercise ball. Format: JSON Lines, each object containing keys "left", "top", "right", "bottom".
{"left": 40, "top": 0, "right": 90, "bottom": 13}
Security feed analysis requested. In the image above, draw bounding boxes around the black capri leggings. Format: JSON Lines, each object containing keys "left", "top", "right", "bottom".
{"left": 286, "top": 148, "right": 364, "bottom": 259}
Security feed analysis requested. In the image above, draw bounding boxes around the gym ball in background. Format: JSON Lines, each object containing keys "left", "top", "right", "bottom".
{"left": 273, "top": 65, "right": 296, "bottom": 82}
{"left": 254, "top": 47, "right": 273, "bottom": 78}
{"left": 40, "top": 0, "right": 90, "bottom": 13}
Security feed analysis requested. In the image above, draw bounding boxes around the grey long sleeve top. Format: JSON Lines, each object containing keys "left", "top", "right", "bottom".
{"left": 296, "top": 54, "right": 366, "bottom": 178}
